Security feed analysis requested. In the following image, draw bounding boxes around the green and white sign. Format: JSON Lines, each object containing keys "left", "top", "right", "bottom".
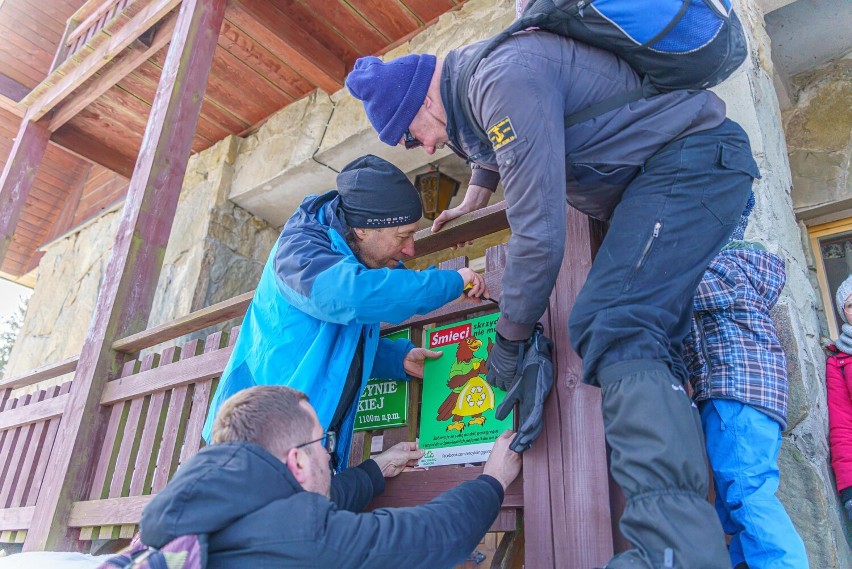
{"left": 354, "top": 329, "right": 411, "bottom": 432}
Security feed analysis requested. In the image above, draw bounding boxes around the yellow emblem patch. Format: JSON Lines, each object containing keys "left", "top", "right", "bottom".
{"left": 487, "top": 117, "right": 517, "bottom": 150}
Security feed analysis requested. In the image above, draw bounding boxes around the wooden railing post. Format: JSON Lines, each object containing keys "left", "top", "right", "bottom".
{"left": 23, "top": 0, "right": 227, "bottom": 551}
{"left": 0, "top": 117, "right": 50, "bottom": 264}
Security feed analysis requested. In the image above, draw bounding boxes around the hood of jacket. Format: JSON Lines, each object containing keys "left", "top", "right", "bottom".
{"left": 140, "top": 442, "right": 302, "bottom": 547}
{"left": 717, "top": 243, "right": 785, "bottom": 309}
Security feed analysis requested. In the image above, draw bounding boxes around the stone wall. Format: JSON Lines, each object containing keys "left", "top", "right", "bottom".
{"left": 729, "top": 1, "right": 852, "bottom": 565}
{"left": 785, "top": 56, "right": 852, "bottom": 221}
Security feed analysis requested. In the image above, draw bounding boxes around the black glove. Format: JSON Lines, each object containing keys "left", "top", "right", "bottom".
{"left": 493, "top": 324, "right": 554, "bottom": 453}
{"left": 486, "top": 332, "right": 525, "bottom": 391}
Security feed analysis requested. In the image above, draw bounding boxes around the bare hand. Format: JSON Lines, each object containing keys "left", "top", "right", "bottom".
{"left": 482, "top": 430, "right": 522, "bottom": 491}
{"left": 404, "top": 348, "right": 442, "bottom": 379}
{"left": 457, "top": 268, "right": 489, "bottom": 300}
{"left": 372, "top": 442, "right": 424, "bottom": 478}
{"left": 431, "top": 184, "right": 492, "bottom": 248}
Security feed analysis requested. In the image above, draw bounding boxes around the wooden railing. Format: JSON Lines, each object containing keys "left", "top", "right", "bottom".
{"left": 0, "top": 201, "right": 537, "bottom": 555}
{"left": 50, "top": 0, "right": 137, "bottom": 73}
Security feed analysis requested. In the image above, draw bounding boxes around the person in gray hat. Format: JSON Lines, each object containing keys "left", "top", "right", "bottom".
{"left": 202, "top": 155, "right": 488, "bottom": 469}
{"left": 827, "top": 274, "right": 852, "bottom": 529}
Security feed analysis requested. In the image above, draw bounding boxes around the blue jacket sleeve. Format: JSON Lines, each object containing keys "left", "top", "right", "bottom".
{"left": 316, "top": 476, "right": 503, "bottom": 569}
{"left": 330, "top": 459, "right": 386, "bottom": 513}
{"left": 370, "top": 338, "right": 415, "bottom": 381}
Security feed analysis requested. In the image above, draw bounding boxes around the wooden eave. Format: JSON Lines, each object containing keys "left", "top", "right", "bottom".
{"left": 1, "top": 0, "right": 466, "bottom": 280}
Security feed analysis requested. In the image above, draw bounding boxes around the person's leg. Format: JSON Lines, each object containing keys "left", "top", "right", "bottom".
{"left": 568, "top": 119, "right": 759, "bottom": 569}
{"left": 704, "top": 399, "right": 809, "bottom": 569}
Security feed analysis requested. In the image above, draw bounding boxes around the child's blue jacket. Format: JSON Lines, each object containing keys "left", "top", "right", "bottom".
{"left": 202, "top": 191, "right": 462, "bottom": 466}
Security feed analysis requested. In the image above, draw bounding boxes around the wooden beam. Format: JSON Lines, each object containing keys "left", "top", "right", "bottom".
{"left": 68, "top": 495, "right": 153, "bottom": 527}
{"left": 113, "top": 290, "right": 253, "bottom": 353}
{"left": 368, "top": 467, "right": 523, "bottom": 509}
{"left": 49, "top": 12, "right": 178, "bottom": 131}
{"left": 0, "top": 73, "right": 29, "bottom": 103}
{"left": 100, "top": 347, "right": 232, "bottom": 405}
{"left": 50, "top": 127, "right": 136, "bottom": 178}
{"left": 23, "top": 0, "right": 227, "bottom": 551}
{"left": 410, "top": 201, "right": 509, "bottom": 260}
{"left": 0, "top": 356, "right": 78, "bottom": 392}
{"left": 0, "top": 394, "right": 69, "bottom": 432}
{"left": 0, "top": 118, "right": 50, "bottom": 263}
{"left": 228, "top": 0, "right": 345, "bottom": 94}
{"left": 0, "top": 507, "right": 34, "bottom": 532}
{"left": 20, "top": 0, "right": 182, "bottom": 121}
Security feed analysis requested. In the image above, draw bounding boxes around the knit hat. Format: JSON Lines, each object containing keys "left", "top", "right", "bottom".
{"left": 345, "top": 54, "right": 437, "bottom": 146}
{"left": 729, "top": 192, "right": 756, "bottom": 241}
{"left": 336, "top": 155, "right": 422, "bottom": 228}
{"left": 836, "top": 274, "right": 852, "bottom": 324}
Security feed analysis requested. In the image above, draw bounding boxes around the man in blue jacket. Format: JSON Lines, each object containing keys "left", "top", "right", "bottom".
{"left": 202, "top": 155, "right": 486, "bottom": 469}
{"left": 143, "top": 386, "right": 521, "bottom": 569}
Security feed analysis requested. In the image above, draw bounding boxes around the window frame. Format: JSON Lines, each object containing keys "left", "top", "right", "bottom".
{"left": 808, "top": 217, "right": 852, "bottom": 340}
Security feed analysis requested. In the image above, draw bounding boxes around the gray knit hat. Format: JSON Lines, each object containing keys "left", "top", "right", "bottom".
{"left": 837, "top": 274, "right": 852, "bottom": 324}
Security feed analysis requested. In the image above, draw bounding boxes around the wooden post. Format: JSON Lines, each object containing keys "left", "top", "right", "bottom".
{"left": 0, "top": 118, "right": 50, "bottom": 263}
{"left": 23, "top": 0, "right": 227, "bottom": 551}
{"left": 523, "top": 209, "right": 614, "bottom": 568}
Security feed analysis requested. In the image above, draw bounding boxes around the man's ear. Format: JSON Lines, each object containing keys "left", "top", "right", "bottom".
{"left": 285, "top": 448, "right": 309, "bottom": 486}
{"left": 353, "top": 227, "right": 369, "bottom": 240}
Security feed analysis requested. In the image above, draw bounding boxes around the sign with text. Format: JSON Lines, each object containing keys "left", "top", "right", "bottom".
{"left": 418, "top": 313, "right": 512, "bottom": 467}
{"left": 354, "top": 329, "right": 411, "bottom": 432}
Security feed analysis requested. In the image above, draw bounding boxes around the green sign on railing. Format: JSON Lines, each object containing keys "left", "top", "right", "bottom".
{"left": 354, "top": 329, "right": 411, "bottom": 431}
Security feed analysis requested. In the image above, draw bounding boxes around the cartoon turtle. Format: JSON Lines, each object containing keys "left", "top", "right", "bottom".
{"left": 436, "top": 335, "right": 495, "bottom": 432}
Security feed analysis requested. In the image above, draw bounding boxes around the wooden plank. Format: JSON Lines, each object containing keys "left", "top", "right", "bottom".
{"left": 228, "top": 0, "right": 344, "bottom": 94}
{"left": 523, "top": 207, "right": 613, "bottom": 569}
{"left": 43, "top": 164, "right": 91, "bottom": 244}
{"left": 368, "top": 467, "right": 523, "bottom": 509}
{"left": 0, "top": 394, "right": 40, "bottom": 508}
{"left": 101, "top": 346, "right": 232, "bottom": 405}
{"left": 23, "top": 383, "right": 70, "bottom": 507}
{"left": 0, "top": 507, "right": 34, "bottom": 532}
{"left": 399, "top": 0, "right": 456, "bottom": 24}
{"left": 0, "top": 397, "right": 24, "bottom": 480}
{"left": 150, "top": 340, "right": 200, "bottom": 493}
{"left": 179, "top": 332, "right": 226, "bottom": 465}
{"left": 0, "top": 118, "right": 50, "bottom": 263}
{"left": 345, "top": 0, "right": 419, "bottom": 40}
{"left": 50, "top": 125, "right": 136, "bottom": 179}
{"left": 0, "top": 393, "right": 68, "bottom": 433}
{"left": 9, "top": 394, "right": 52, "bottom": 508}
{"left": 409, "top": 201, "right": 508, "bottom": 261}
{"left": 23, "top": 0, "right": 228, "bottom": 551}
{"left": 21, "top": 0, "right": 183, "bottom": 120}
{"left": 49, "top": 11, "right": 178, "bottom": 131}
{"left": 113, "top": 291, "right": 253, "bottom": 353}
{"left": 68, "top": 495, "right": 153, "bottom": 527}
{"left": 66, "top": 0, "right": 123, "bottom": 46}
{"left": 0, "top": 355, "right": 78, "bottom": 391}
{"left": 0, "top": 72, "right": 29, "bottom": 103}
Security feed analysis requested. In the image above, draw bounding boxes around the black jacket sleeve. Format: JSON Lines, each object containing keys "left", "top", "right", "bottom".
{"left": 330, "top": 459, "right": 386, "bottom": 513}
{"left": 318, "top": 475, "right": 504, "bottom": 569}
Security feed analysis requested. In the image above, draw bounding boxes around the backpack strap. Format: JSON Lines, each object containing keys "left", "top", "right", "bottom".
{"left": 146, "top": 552, "right": 170, "bottom": 569}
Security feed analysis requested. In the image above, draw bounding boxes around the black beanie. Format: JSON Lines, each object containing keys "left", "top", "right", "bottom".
{"left": 337, "top": 155, "right": 422, "bottom": 228}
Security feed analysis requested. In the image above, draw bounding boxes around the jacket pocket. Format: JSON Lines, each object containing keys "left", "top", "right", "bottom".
{"left": 700, "top": 143, "right": 760, "bottom": 225}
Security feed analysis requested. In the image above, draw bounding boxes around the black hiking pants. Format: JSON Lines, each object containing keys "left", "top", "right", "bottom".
{"left": 568, "top": 118, "right": 759, "bottom": 568}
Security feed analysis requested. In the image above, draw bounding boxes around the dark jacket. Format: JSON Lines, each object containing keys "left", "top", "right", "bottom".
{"left": 202, "top": 192, "right": 463, "bottom": 467}
{"left": 442, "top": 31, "right": 727, "bottom": 341}
{"left": 140, "top": 442, "right": 504, "bottom": 569}
{"left": 682, "top": 242, "right": 788, "bottom": 427}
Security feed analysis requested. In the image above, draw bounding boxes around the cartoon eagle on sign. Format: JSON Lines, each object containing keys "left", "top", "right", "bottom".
{"left": 436, "top": 335, "right": 495, "bottom": 432}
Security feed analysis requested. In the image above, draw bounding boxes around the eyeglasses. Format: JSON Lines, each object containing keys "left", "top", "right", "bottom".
{"left": 844, "top": 302, "right": 852, "bottom": 313}
{"left": 403, "top": 130, "right": 422, "bottom": 149}
{"left": 294, "top": 431, "right": 337, "bottom": 456}
{"left": 403, "top": 130, "right": 470, "bottom": 162}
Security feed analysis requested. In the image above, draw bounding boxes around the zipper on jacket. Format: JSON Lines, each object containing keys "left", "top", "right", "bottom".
{"left": 636, "top": 221, "right": 661, "bottom": 271}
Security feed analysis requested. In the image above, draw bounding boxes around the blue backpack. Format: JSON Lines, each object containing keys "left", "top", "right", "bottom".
{"left": 460, "top": 0, "right": 747, "bottom": 141}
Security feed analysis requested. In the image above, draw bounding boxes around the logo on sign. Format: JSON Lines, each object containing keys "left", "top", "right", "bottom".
{"left": 430, "top": 323, "right": 472, "bottom": 348}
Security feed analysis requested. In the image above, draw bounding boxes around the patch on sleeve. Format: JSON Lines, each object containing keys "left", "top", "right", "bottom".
{"left": 487, "top": 117, "right": 517, "bottom": 150}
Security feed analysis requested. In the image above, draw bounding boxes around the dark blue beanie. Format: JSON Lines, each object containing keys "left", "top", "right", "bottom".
{"left": 346, "top": 54, "right": 437, "bottom": 146}
{"left": 730, "top": 192, "right": 755, "bottom": 241}
{"left": 337, "top": 155, "right": 422, "bottom": 228}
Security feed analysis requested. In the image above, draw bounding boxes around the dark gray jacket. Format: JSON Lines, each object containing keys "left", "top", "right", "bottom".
{"left": 140, "top": 442, "right": 504, "bottom": 569}
{"left": 442, "top": 31, "right": 726, "bottom": 340}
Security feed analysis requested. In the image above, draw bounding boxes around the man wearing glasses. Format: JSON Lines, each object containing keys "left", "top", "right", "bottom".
{"left": 141, "top": 386, "right": 521, "bottom": 569}
{"left": 346, "top": 33, "right": 760, "bottom": 568}
{"left": 202, "top": 154, "right": 489, "bottom": 470}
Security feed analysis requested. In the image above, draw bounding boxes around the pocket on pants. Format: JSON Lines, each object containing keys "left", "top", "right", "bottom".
{"left": 700, "top": 143, "right": 760, "bottom": 225}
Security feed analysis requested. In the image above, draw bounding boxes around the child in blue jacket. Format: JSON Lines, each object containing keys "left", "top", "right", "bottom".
{"left": 683, "top": 195, "right": 808, "bottom": 568}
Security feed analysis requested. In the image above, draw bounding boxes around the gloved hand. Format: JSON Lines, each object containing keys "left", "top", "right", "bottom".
{"left": 486, "top": 332, "right": 526, "bottom": 391}
{"left": 493, "top": 324, "right": 554, "bottom": 453}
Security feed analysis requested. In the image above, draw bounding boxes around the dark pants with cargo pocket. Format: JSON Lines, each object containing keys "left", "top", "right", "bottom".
{"left": 568, "top": 118, "right": 759, "bottom": 569}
